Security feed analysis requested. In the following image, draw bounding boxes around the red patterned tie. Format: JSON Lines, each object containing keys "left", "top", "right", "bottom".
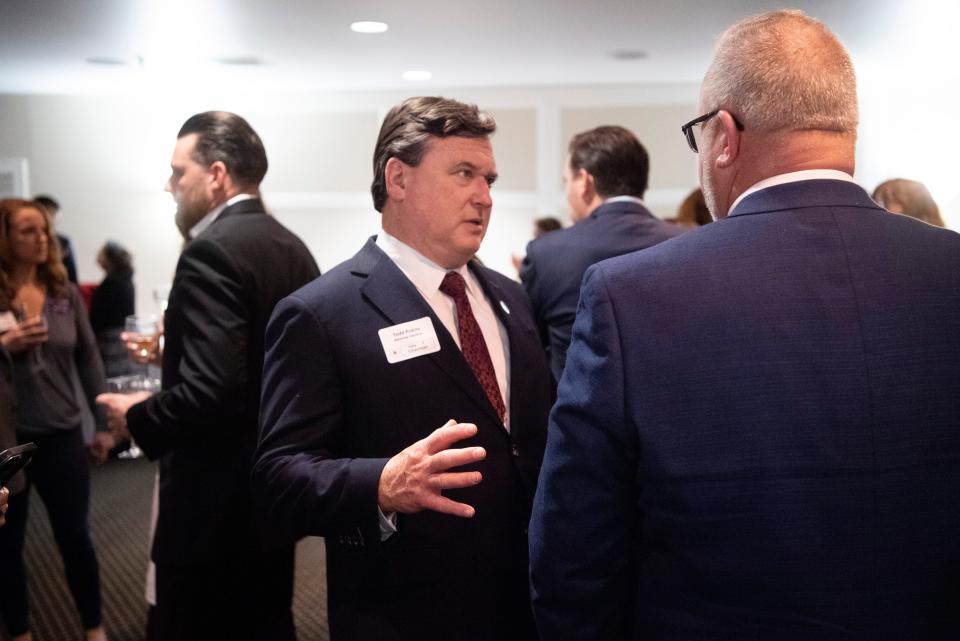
{"left": 439, "top": 271, "right": 507, "bottom": 423}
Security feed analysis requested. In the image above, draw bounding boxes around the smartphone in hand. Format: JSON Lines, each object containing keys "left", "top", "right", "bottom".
{"left": 0, "top": 443, "right": 38, "bottom": 487}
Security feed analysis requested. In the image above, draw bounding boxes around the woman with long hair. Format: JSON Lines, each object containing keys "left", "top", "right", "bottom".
{"left": 0, "top": 198, "right": 112, "bottom": 641}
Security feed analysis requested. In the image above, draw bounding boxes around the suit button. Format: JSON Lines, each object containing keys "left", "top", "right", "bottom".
{"left": 511, "top": 443, "right": 520, "bottom": 457}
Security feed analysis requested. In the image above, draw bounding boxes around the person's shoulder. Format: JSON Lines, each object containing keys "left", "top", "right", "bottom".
{"left": 51, "top": 281, "right": 84, "bottom": 309}
{"left": 591, "top": 220, "right": 713, "bottom": 278}
{"left": 525, "top": 222, "right": 581, "bottom": 260}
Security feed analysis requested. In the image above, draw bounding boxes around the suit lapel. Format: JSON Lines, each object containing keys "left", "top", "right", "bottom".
{"left": 356, "top": 240, "right": 506, "bottom": 428}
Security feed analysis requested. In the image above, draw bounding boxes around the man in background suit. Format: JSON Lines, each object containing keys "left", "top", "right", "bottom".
{"left": 34, "top": 195, "right": 78, "bottom": 284}
{"left": 520, "top": 125, "right": 683, "bottom": 381}
{"left": 254, "top": 96, "right": 552, "bottom": 641}
{"left": 97, "top": 112, "right": 319, "bottom": 641}
{"left": 530, "top": 10, "right": 960, "bottom": 641}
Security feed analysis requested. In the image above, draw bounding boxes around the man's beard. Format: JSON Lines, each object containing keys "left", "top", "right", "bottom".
{"left": 174, "top": 199, "right": 207, "bottom": 241}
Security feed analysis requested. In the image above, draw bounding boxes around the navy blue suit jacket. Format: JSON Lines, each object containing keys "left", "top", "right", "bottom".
{"left": 530, "top": 180, "right": 960, "bottom": 641}
{"left": 520, "top": 199, "right": 683, "bottom": 381}
{"left": 254, "top": 238, "right": 552, "bottom": 641}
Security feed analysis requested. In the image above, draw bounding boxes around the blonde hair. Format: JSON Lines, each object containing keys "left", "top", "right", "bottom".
{"left": 701, "top": 10, "right": 858, "bottom": 135}
{"left": 872, "top": 179, "right": 945, "bottom": 227}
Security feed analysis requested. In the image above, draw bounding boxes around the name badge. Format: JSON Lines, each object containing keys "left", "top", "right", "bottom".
{"left": 0, "top": 311, "right": 16, "bottom": 333}
{"left": 378, "top": 317, "right": 441, "bottom": 364}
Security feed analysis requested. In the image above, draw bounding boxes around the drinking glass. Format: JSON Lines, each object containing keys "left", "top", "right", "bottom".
{"left": 153, "top": 283, "right": 172, "bottom": 314}
{"left": 106, "top": 375, "right": 160, "bottom": 459}
{"left": 125, "top": 314, "right": 160, "bottom": 375}
{"left": 30, "top": 313, "right": 47, "bottom": 373}
{"left": 16, "top": 303, "right": 47, "bottom": 373}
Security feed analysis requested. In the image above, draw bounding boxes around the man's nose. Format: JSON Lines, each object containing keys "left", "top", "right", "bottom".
{"left": 474, "top": 179, "right": 492, "bottom": 207}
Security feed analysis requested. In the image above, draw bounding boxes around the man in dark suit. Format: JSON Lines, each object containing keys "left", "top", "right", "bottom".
{"left": 254, "top": 96, "right": 552, "bottom": 641}
{"left": 34, "top": 195, "right": 78, "bottom": 284}
{"left": 520, "top": 126, "right": 683, "bottom": 381}
{"left": 97, "top": 112, "right": 319, "bottom": 641}
{"left": 530, "top": 10, "right": 960, "bottom": 641}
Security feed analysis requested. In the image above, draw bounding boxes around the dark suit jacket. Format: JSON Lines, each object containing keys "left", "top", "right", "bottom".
{"left": 530, "top": 180, "right": 960, "bottom": 641}
{"left": 255, "top": 238, "right": 552, "bottom": 641}
{"left": 520, "top": 199, "right": 683, "bottom": 381}
{"left": 125, "top": 199, "right": 318, "bottom": 631}
{"left": 57, "top": 234, "right": 78, "bottom": 284}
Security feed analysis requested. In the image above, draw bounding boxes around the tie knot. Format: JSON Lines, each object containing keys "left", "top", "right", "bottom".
{"left": 440, "top": 271, "right": 467, "bottom": 300}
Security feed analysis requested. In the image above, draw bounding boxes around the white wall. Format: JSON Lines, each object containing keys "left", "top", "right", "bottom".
{"left": 0, "top": 78, "right": 955, "bottom": 317}
{"left": 0, "top": 83, "right": 701, "bottom": 314}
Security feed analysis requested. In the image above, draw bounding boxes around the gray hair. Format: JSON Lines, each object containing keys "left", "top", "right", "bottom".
{"left": 371, "top": 96, "right": 496, "bottom": 212}
{"left": 701, "top": 10, "right": 858, "bottom": 135}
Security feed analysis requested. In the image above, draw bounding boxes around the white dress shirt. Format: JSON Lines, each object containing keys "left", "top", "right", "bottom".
{"left": 602, "top": 195, "right": 647, "bottom": 208}
{"left": 728, "top": 169, "right": 855, "bottom": 216}
{"left": 188, "top": 193, "right": 257, "bottom": 239}
{"left": 375, "top": 230, "right": 512, "bottom": 428}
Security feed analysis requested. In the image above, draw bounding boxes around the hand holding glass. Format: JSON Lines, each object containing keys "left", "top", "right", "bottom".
{"left": 124, "top": 314, "right": 160, "bottom": 365}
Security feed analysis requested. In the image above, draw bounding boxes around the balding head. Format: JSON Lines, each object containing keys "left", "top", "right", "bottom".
{"left": 696, "top": 11, "right": 859, "bottom": 218}
{"left": 702, "top": 10, "right": 858, "bottom": 136}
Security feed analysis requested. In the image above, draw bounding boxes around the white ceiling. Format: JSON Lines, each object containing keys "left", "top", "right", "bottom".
{"left": 1, "top": 0, "right": 946, "bottom": 95}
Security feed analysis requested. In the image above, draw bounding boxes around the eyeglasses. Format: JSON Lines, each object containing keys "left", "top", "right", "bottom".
{"left": 681, "top": 110, "right": 745, "bottom": 153}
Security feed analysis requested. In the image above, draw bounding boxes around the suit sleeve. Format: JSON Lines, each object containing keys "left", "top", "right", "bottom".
{"left": 126, "top": 237, "right": 249, "bottom": 457}
{"left": 252, "top": 293, "right": 388, "bottom": 545}
{"left": 529, "top": 263, "right": 639, "bottom": 641}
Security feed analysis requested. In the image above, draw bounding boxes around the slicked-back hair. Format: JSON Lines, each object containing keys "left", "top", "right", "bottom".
{"left": 568, "top": 125, "right": 649, "bottom": 199}
{"left": 178, "top": 111, "right": 268, "bottom": 189}
{"left": 701, "top": 10, "right": 858, "bottom": 135}
{"left": 371, "top": 96, "right": 496, "bottom": 212}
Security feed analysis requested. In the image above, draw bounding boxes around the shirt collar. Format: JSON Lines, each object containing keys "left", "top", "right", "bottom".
{"left": 188, "top": 193, "right": 257, "bottom": 239}
{"left": 375, "top": 230, "right": 477, "bottom": 299}
{"left": 602, "top": 195, "right": 646, "bottom": 207}
{"left": 728, "top": 170, "right": 855, "bottom": 216}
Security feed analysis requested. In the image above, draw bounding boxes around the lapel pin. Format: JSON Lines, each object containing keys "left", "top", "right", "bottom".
{"left": 499, "top": 300, "right": 510, "bottom": 315}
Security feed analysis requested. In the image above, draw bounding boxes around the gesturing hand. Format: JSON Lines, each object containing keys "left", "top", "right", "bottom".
{"left": 95, "top": 391, "right": 152, "bottom": 441}
{"left": 378, "top": 420, "right": 486, "bottom": 518}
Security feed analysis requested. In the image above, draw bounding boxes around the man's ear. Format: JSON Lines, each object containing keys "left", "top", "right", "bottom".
{"left": 384, "top": 157, "right": 406, "bottom": 202}
{"left": 208, "top": 161, "right": 229, "bottom": 190}
{"left": 714, "top": 110, "right": 742, "bottom": 169}
{"left": 579, "top": 169, "right": 596, "bottom": 203}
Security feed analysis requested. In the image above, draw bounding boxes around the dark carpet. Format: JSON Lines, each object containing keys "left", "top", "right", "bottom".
{"left": 2, "top": 456, "right": 329, "bottom": 641}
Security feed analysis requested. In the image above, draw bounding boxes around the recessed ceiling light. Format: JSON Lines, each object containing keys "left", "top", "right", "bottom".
{"left": 350, "top": 21, "right": 388, "bottom": 34}
{"left": 402, "top": 70, "right": 432, "bottom": 82}
{"left": 610, "top": 49, "right": 648, "bottom": 61}
{"left": 86, "top": 56, "right": 128, "bottom": 66}
{"left": 214, "top": 56, "right": 265, "bottom": 66}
